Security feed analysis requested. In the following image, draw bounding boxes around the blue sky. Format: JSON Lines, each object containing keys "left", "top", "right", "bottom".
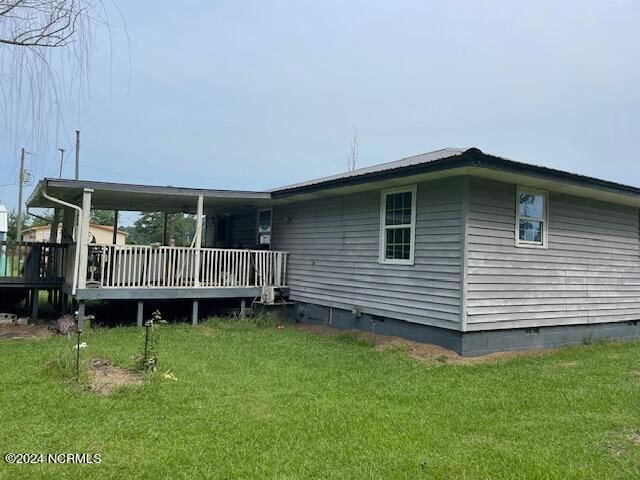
{"left": 1, "top": 0, "right": 639, "bottom": 213}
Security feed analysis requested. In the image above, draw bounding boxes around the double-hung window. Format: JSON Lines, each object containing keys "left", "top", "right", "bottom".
{"left": 516, "top": 186, "right": 548, "bottom": 247}
{"left": 379, "top": 185, "right": 417, "bottom": 264}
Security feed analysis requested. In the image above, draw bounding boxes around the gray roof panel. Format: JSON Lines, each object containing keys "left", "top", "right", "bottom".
{"left": 270, "top": 148, "right": 466, "bottom": 193}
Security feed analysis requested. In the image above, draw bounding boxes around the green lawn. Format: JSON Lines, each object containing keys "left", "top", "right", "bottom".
{"left": 1, "top": 319, "right": 640, "bottom": 479}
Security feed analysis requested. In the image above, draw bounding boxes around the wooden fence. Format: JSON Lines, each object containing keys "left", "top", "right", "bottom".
{"left": 0, "top": 241, "right": 67, "bottom": 283}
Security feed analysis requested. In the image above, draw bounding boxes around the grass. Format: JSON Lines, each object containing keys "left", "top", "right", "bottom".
{"left": 1, "top": 319, "right": 640, "bottom": 479}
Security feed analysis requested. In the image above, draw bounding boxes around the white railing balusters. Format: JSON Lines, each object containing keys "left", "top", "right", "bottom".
{"left": 213, "top": 249, "right": 218, "bottom": 286}
{"left": 92, "top": 245, "right": 288, "bottom": 290}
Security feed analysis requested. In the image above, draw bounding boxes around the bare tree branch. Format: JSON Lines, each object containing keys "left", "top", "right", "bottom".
{"left": 347, "top": 127, "right": 358, "bottom": 172}
{"left": 0, "top": 0, "right": 85, "bottom": 47}
{"left": 0, "top": 0, "right": 129, "bottom": 147}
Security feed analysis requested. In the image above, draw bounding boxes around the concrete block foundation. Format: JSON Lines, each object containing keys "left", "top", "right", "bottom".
{"left": 295, "top": 302, "right": 640, "bottom": 357}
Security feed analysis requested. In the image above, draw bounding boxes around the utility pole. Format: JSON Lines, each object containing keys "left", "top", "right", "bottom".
{"left": 58, "top": 148, "right": 65, "bottom": 178}
{"left": 16, "top": 148, "right": 25, "bottom": 242}
{"left": 75, "top": 130, "right": 80, "bottom": 180}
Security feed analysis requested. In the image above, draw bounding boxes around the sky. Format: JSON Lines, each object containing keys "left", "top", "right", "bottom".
{"left": 1, "top": 0, "right": 639, "bottom": 218}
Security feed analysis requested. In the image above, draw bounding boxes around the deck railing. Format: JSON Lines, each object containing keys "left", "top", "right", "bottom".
{"left": 87, "top": 245, "right": 288, "bottom": 289}
{"left": 0, "top": 240, "right": 67, "bottom": 283}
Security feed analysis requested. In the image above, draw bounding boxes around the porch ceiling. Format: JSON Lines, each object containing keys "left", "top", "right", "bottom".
{"left": 27, "top": 178, "right": 273, "bottom": 213}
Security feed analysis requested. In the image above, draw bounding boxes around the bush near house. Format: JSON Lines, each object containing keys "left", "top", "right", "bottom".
{"left": 0, "top": 319, "right": 639, "bottom": 479}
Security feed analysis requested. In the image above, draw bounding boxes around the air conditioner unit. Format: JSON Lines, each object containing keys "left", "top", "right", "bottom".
{"left": 261, "top": 286, "right": 277, "bottom": 304}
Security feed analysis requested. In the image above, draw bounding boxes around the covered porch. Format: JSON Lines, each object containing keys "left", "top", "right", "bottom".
{"left": 26, "top": 178, "right": 288, "bottom": 327}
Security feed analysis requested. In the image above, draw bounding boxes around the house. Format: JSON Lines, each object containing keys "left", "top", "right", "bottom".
{"left": 21, "top": 147, "right": 640, "bottom": 355}
{"left": 22, "top": 223, "right": 128, "bottom": 245}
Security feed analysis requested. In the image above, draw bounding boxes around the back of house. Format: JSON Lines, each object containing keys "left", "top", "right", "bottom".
{"left": 23, "top": 147, "right": 640, "bottom": 356}
{"left": 269, "top": 148, "right": 640, "bottom": 355}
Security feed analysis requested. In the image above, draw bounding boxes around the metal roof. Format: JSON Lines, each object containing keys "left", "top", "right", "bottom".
{"left": 27, "top": 178, "right": 272, "bottom": 212}
{"left": 269, "top": 148, "right": 640, "bottom": 202}
{"left": 26, "top": 147, "right": 640, "bottom": 210}
{"left": 270, "top": 148, "right": 466, "bottom": 193}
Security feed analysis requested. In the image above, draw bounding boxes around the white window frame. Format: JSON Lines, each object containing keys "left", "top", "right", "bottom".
{"left": 515, "top": 186, "right": 548, "bottom": 249}
{"left": 379, "top": 185, "right": 417, "bottom": 265}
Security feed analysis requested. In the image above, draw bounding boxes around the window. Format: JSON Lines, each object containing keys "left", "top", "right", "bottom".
{"left": 257, "top": 209, "right": 272, "bottom": 249}
{"left": 379, "top": 185, "right": 417, "bottom": 264}
{"left": 516, "top": 187, "right": 548, "bottom": 247}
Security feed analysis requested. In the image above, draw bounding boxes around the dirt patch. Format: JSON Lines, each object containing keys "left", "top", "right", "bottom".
{"left": 631, "top": 433, "right": 640, "bottom": 445}
{"left": 294, "top": 324, "right": 556, "bottom": 364}
{"left": 88, "top": 358, "right": 143, "bottom": 395}
{"left": 0, "top": 324, "right": 54, "bottom": 339}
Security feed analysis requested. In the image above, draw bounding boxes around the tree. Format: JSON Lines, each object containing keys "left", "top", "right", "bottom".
{"left": 347, "top": 127, "right": 358, "bottom": 172}
{"left": 91, "top": 210, "right": 115, "bottom": 226}
{"left": 0, "top": 1, "right": 127, "bottom": 143}
{"left": 29, "top": 209, "right": 52, "bottom": 227}
{"left": 125, "top": 212, "right": 196, "bottom": 247}
{"left": 1, "top": 1, "right": 90, "bottom": 48}
{"left": 7, "top": 209, "right": 29, "bottom": 240}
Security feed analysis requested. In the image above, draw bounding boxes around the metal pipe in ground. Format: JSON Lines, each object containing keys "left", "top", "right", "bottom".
{"left": 75, "top": 329, "right": 82, "bottom": 382}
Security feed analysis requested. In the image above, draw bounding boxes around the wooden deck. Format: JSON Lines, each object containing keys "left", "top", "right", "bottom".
{"left": 0, "top": 241, "right": 67, "bottom": 289}
{"left": 74, "top": 245, "right": 288, "bottom": 300}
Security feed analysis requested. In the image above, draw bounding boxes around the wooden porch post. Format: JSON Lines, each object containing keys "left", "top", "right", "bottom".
{"left": 137, "top": 300, "right": 144, "bottom": 327}
{"left": 162, "top": 212, "right": 168, "bottom": 246}
{"left": 48, "top": 209, "right": 61, "bottom": 304}
{"left": 49, "top": 208, "right": 61, "bottom": 243}
{"left": 77, "top": 188, "right": 93, "bottom": 290}
{"left": 61, "top": 208, "right": 75, "bottom": 243}
{"left": 194, "top": 195, "right": 203, "bottom": 288}
{"left": 112, "top": 210, "right": 119, "bottom": 245}
{"left": 31, "top": 289, "right": 39, "bottom": 321}
{"left": 192, "top": 300, "right": 199, "bottom": 326}
{"left": 62, "top": 293, "right": 68, "bottom": 314}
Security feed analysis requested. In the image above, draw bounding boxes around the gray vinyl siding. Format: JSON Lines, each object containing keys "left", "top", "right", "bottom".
{"left": 271, "top": 177, "right": 464, "bottom": 330}
{"left": 204, "top": 212, "right": 257, "bottom": 248}
{"left": 230, "top": 212, "right": 257, "bottom": 248}
{"left": 466, "top": 177, "right": 640, "bottom": 331}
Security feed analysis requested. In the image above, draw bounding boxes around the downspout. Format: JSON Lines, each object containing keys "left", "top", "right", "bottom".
{"left": 41, "top": 189, "right": 83, "bottom": 295}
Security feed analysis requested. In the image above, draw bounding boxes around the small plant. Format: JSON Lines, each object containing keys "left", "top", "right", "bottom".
{"left": 152, "top": 309, "right": 168, "bottom": 325}
{"left": 43, "top": 338, "right": 88, "bottom": 386}
{"left": 134, "top": 309, "right": 165, "bottom": 371}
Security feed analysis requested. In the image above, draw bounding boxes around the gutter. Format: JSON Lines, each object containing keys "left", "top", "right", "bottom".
{"left": 464, "top": 150, "right": 640, "bottom": 198}
{"left": 41, "top": 188, "right": 83, "bottom": 295}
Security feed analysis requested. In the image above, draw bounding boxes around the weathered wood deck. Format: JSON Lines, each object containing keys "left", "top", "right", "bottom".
{"left": 0, "top": 241, "right": 67, "bottom": 288}
{"left": 74, "top": 245, "right": 288, "bottom": 301}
